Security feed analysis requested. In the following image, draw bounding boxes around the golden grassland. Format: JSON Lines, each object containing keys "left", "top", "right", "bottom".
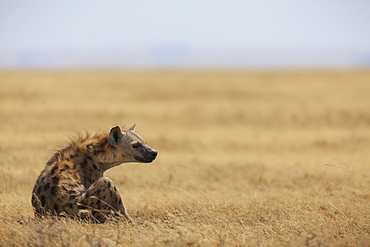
{"left": 0, "top": 70, "right": 369, "bottom": 246}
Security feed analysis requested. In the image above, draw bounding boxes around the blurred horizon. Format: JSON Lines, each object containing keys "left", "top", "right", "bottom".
{"left": 1, "top": 1, "right": 370, "bottom": 69}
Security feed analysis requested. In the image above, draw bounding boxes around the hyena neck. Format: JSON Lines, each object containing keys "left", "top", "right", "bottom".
{"left": 60, "top": 131, "right": 126, "bottom": 173}
{"left": 88, "top": 133, "right": 124, "bottom": 171}
{"left": 99, "top": 161, "right": 125, "bottom": 171}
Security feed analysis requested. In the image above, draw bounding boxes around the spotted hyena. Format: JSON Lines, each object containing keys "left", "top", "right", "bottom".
{"left": 31, "top": 124, "right": 157, "bottom": 223}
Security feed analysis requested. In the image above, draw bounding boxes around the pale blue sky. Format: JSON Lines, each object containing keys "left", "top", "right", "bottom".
{"left": 1, "top": 1, "right": 369, "bottom": 68}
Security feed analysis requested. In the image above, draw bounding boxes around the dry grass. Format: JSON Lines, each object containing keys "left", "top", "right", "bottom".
{"left": 0, "top": 70, "right": 369, "bottom": 246}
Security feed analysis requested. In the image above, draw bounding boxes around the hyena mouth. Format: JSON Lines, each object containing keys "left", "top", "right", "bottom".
{"left": 137, "top": 150, "right": 158, "bottom": 163}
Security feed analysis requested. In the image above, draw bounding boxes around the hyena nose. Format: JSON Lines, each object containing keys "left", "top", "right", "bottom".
{"left": 150, "top": 150, "right": 158, "bottom": 158}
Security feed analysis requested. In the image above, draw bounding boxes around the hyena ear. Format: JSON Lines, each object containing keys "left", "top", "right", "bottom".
{"left": 108, "top": 126, "right": 123, "bottom": 145}
{"left": 129, "top": 123, "right": 137, "bottom": 131}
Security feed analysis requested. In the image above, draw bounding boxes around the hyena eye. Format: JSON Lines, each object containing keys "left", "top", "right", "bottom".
{"left": 132, "top": 142, "right": 139, "bottom": 148}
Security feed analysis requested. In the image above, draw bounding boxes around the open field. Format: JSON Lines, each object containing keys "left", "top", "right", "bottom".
{"left": 0, "top": 70, "right": 369, "bottom": 246}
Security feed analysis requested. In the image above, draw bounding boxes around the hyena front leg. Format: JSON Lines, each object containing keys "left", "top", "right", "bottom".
{"left": 77, "top": 177, "right": 132, "bottom": 223}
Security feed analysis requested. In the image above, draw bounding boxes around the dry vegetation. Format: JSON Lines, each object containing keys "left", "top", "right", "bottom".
{"left": 0, "top": 70, "right": 369, "bottom": 246}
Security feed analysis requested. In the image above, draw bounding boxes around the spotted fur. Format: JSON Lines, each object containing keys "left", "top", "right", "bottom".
{"left": 31, "top": 124, "right": 157, "bottom": 223}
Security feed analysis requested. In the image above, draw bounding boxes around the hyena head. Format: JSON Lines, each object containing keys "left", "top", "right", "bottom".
{"left": 108, "top": 124, "right": 158, "bottom": 163}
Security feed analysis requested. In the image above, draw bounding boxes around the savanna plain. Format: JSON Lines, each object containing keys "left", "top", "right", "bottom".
{"left": 0, "top": 70, "right": 369, "bottom": 246}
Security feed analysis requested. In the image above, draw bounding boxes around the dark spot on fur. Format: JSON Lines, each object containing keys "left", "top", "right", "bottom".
{"left": 117, "top": 198, "right": 122, "bottom": 205}
{"left": 93, "top": 164, "right": 98, "bottom": 170}
{"left": 114, "top": 187, "right": 117, "bottom": 192}
{"left": 68, "top": 183, "right": 78, "bottom": 188}
{"left": 69, "top": 195, "right": 77, "bottom": 201}
{"left": 36, "top": 186, "right": 42, "bottom": 194}
{"left": 43, "top": 183, "right": 50, "bottom": 191}
{"left": 54, "top": 204, "right": 59, "bottom": 213}
{"left": 107, "top": 182, "right": 111, "bottom": 189}
{"left": 96, "top": 189, "right": 101, "bottom": 194}
{"left": 80, "top": 159, "right": 87, "bottom": 168}
{"left": 50, "top": 166, "right": 57, "bottom": 175}
{"left": 78, "top": 205, "right": 87, "bottom": 210}
{"left": 40, "top": 195, "right": 46, "bottom": 207}
{"left": 92, "top": 211, "right": 101, "bottom": 220}
{"left": 51, "top": 186, "right": 58, "bottom": 195}
{"left": 52, "top": 176, "right": 59, "bottom": 185}
{"left": 68, "top": 190, "right": 76, "bottom": 194}
{"left": 67, "top": 203, "right": 73, "bottom": 208}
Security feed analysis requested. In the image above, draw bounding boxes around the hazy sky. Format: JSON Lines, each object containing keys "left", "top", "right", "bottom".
{"left": 1, "top": 1, "right": 370, "bottom": 68}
